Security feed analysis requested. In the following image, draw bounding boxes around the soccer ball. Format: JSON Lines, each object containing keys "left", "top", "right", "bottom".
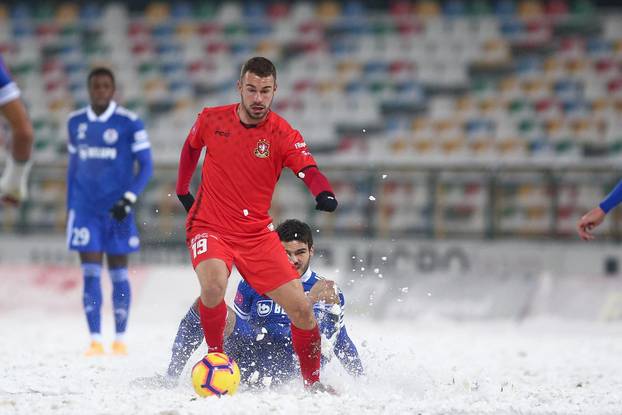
{"left": 191, "top": 352, "right": 241, "bottom": 397}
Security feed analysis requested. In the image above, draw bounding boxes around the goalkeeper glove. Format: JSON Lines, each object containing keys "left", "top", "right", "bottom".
{"left": 315, "top": 191, "right": 338, "bottom": 212}
{"left": 177, "top": 193, "right": 195, "bottom": 213}
{"left": 0, "top": 156, "right": 32, "bottom": 205}
{"left": 110, "top": 191, "right": 137, "bottom": 221}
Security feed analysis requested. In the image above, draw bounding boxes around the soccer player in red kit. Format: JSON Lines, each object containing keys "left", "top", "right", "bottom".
{"left": 175, "top": 57, "right": 338, "bottom": 391}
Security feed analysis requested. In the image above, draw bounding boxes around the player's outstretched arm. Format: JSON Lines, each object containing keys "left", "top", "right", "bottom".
{"left": 0, "top": 98, "right": 34, "bottom": 205}
{"left": 176, "top": 137, "right": 202, "bottom": 212}
{"left": 325, "top": 287, "right": 365, "bottom": 376}
{"left": 308, "top": 279, "right": 340, "bottom": 305}
{"left": 298, "top": 166, "right": 338, "bottom": 212}
{"left": 577, "top": 207, "right": 606, "bottom": 241}
{"left": 166, "top": 298, "right": 204, "bottom": 379}
{"left": 224, "top": 305, "right": 236, "bottom": 338}
{"left": 577, "top": 178, "right": 622, "bottom": 240}
{"left": 333, "top": 326, "right": 365, "bottom": 377}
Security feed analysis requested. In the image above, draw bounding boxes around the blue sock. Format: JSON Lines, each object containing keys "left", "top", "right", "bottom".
{"left": 167, "top": 301, "right": 204, "bottom": 378}
{"left": 82, "top": 263, "right": 103, "bottom": 339}
{"left": 109, "top": 267, "right": 131, "bottom": 338}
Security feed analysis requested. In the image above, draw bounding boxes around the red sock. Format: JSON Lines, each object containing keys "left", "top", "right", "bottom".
{"left": 198, "top": 299, "right": 226, "bottom": 353}
{"left": 290, "top": 323, "right": 321, "bottom": 386}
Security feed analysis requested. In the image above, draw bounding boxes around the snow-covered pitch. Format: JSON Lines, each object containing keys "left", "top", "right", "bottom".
{"left": 2, "top": 266, "right": 622, "bottom": 415}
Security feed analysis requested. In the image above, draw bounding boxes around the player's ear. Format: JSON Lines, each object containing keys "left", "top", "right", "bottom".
{"left": 309, "top": 246, "right": 314, "bottom": 258}
{"left": 236, "top": 79, "right": 241, "bottom": 93}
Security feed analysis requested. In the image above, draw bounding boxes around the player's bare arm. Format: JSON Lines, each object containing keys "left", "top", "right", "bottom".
{"left": 577, "top": 207, "right": 606, "bottom": 241}
{"left": 0, "top": 91, "right": 34, "bottom": 205}
{"left": 308, "top": 279, "right": 340, "bottom": 305}
{"left": 1, "top": 98, "right": 33, "bottom": 161}
{"left": 224, "top": 305, "right": 236, "bottom": 338}
{"left": 578, "top": 178, "right": 622, "bottom": 241}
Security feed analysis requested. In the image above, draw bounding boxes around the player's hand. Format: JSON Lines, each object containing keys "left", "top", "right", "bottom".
{"left": 577, "top": 207, "right": 607, "bottom": 241}
{"left": 110, "top": 191, "right": 137, "bottom": 221}
{"left": 315, "top": 191, "right": 337, "bottom": 212}
{"left": 177, "top": 192, "right": 195, "bottom": 213}
{"left": 0, "top": 157, "right": 32, "bottom": 206}
{"left": 308, "top": 279, "right": 340, "bottom": 305}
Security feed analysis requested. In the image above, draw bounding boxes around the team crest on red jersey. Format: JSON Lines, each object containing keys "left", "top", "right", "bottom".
{"left": 254, "top": 139, "right": 270, "bottom": 158}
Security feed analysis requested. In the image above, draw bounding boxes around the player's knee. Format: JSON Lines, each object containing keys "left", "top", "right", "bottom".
{"left": 286, "top": 300, "right": 314, "bottom": 326}
{"left": 200, "top": 280, "right": 226, "bottom": 306}
{"left": 200, "top": 285, "right": 225, "bottom": 301}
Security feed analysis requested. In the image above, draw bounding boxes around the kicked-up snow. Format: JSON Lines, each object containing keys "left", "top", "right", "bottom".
{"left": 1, "top": 266, "right": 622, "bottom": 415}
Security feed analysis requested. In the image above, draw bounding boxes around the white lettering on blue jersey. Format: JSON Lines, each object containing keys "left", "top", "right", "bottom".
{"left": 78, "top": 146, "right": 118, "bottom": 160}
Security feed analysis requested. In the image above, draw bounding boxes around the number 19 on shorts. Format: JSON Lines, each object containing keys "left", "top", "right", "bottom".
{"left": 192, "top": 237, "right": 208, "bottom": 259}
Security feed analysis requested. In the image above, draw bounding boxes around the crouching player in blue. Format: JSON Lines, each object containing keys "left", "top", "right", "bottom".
{"left": 66, "top": 67, "right": 153, "bottom": 356}
{"left": 141, "top": 219, "right": 363, "bottom": 388}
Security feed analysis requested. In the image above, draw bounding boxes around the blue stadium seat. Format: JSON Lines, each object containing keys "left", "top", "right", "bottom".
{"left": 171, "top": 2, "right": 193, "bottom": 19}
{"left": 443, "top": 0, "right": 467, "bottom": 17}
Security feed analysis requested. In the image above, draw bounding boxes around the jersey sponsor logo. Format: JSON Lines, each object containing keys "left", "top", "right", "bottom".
{"left": 254, "top": 139, "right": 270, "bottom": 158}
{"left": 256, "top": 300, "right": 273, "bottom": 316}
{"left": 103, "top": 128, "right": 119, "bottom": 145}
{"left": 295, "top": 142, "right": 307, "bottom": 149}
{"left": 77, "top": 123, "right": 87, "bottom": 140}
{"left": 256, "top": 299, "right": 284, "bottom": 316}
{"left": 78, "top": 145, "right": 117, "bottom": 160}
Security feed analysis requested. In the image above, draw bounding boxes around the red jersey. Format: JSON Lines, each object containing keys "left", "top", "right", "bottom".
{"left": 185, "top": 104, "right": 317, "bottom": 236}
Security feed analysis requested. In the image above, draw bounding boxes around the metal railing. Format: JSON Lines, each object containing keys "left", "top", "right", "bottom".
{"left": 2, "top": 161, "right": 622, "bottom": 243}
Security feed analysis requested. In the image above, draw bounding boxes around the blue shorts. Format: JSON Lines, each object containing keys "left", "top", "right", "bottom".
{"left": 66, "top": 209, "right": 140, "bottom": 255}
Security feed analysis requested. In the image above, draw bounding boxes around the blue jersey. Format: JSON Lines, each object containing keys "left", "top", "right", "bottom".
{"left": 227, "top": 269, "right": 364, "bottom": 384}
{"left": 66, "top": 101, "right": 151, "bottom": 214}
{"left": 0, "top": 54, "right": 20, "bottom": 106}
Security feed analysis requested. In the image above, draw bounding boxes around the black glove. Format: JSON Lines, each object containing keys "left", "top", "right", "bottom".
{"left": 177, "top": 193, "right": 195, "bottom": 213}
{"left": 110, "top": 192, "right": 136, "bottom": 221}
{"left": 315, "top": 191, "right": 338, "bottom": 212}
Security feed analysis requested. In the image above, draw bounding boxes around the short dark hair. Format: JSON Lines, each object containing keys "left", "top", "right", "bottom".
{"left": 240, "top": 56, "right": 276, "bottom": 81}
{"left": 276, "top": 219, "right": 313, "bottom": 248}
{"left": 87, "top": 67, "right": 115, "bottom": 86}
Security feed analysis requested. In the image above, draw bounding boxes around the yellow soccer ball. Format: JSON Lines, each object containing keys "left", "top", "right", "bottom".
{"left": 191, "top": 352, "right": 241, "bottom": 397}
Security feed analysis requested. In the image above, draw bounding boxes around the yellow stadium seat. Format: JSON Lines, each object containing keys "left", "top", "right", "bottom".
{"left": 56, "top": 3, "right": 79, "bottom": 24}
{"left": 518, "top": 0, "right": 544, "bottom": 18}
{"left": 146, "top": 3, "right": 170, "bottom": 24}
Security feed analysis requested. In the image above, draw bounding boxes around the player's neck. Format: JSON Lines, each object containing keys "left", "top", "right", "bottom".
{"left": 91, "top": 103, "right": 111, "bottom": 116}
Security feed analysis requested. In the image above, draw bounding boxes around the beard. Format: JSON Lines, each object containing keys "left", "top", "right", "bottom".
{"left": 296, "top": 261, "right": 310, "bottom": 277}
{"left": 241, "top": 97, "right": 272, "bottom": 120}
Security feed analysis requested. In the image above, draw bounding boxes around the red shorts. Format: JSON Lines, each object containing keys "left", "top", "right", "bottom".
{"left": 186, "top": 229, "right": 298, "bottom": 295}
